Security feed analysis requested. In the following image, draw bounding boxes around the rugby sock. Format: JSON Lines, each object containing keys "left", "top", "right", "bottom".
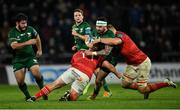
{"left": 36, "top": 76, "right": 44, "bottom": 89}
{"left": 35, "top": 85, "right": 50, "bottom": 99}
{"left": 94, "top": 86, "right": 100, "bottom": 95}
{"left": 103, "top": 79, "right": 110, "bottom": 92}
{"left": 148, "top": 82, "right": 169, "bottom": 93}
{"left": 18, "top": 83, "right": 31, "bottom": 99}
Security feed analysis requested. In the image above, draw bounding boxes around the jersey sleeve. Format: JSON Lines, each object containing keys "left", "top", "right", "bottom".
{"left": 108, "top": 30, "right": 115, "bottom": 38}
{"left": 29, "top": 26, "right": 38, "bottom": 38}
{"left": 8, "top": 31, "right": 17, "bottom": 45}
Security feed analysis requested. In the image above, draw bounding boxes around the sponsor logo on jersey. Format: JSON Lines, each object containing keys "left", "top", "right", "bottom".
{"left": 33, "top": 59, "right": 38, "bottom": 63}
{"left": 27, "top": 32, "right": 31, "bottom": 37}
{"left": 20, "top": 33, "right": 25, "bottom": 36}
{"left": 80, "top": 28, "right": 83, "bottom": 33}
{"left": 74, "top": 28, "right": 79, "bottom": 31}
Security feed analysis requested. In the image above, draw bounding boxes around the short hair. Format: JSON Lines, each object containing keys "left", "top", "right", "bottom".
{"left": 74, "top": 9, "right": 83, "bottom": 15}
{"left": 15, "top": 13, "right": 28, "bottom": 22}
{"left": 96, "top": 17, "right": 107, "bottom": 22}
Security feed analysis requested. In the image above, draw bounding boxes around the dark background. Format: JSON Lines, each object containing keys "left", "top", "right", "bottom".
{"left": 0, "top": 0, "right": 180, "bottom": 64}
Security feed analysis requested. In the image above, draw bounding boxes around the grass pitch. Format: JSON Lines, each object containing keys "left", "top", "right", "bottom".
{"left": 0, "top": 84, "right": 179, "bottom": 109}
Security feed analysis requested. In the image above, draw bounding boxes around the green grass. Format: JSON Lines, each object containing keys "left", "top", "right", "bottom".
{"left": 0, "top": 84, "right": 180, "bottom": 109}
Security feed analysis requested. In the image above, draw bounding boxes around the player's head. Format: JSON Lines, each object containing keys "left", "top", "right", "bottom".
{"left": 107, "top": 24, "right": 117, "bottom": 34}
{"left": 15, "top": 13, "right": 28, "bottom": 31}
{"left": 74, "top": 9, "right": 84, "bottom": 24}
{"left": 96, "top": 17, "right": 108, "bottom": 34}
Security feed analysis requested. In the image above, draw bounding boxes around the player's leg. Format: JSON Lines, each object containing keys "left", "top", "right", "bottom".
{"left": 34, "top": 77, "right": 67, "bottom": 100}
{"left": 121, "top": 65, "right": 138, "bottom": 89}
{"left": 28, "top": 58, "right": 47, "bottom": 100}
{"left": 102, "top": 60, "right": 122, "bottom": 79}
{"left": 28, "top": 58, "right": 44, "bottom": 89}
{"left": 138, "top": 78, "right": 177, "bottom": 99}
{"left": 59, "top": 67, "right": 90, "bottom": 101}
{"left": 82, "top": 68, "right": 100, "bottom": 95}
{"left": 89, "top": 68, "right": 109, "bottom": 100}
{"left": 14, "top": 66, "right": 31, "bottom": 101}
{"left": 121, "top": 58, "right": 151, "bottom": 90}
{"left": 101, "top": 60, "right": 122, "bottom": 97}
{"left": 32, "top": 67, "right": 75, "bottom": 101}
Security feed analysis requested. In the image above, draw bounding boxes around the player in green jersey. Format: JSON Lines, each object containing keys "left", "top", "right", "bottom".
{"left": 85, "top": 17, "right": 122, "bottom": 100}
{"left": 73, "top": 9, "right": 116, "bottom": 97}
{"left": 8, "top": 13, "right": 47, "bottom": 102}
{"left": 59, "top": 10, "right": 113, "bottom": 101}
{"left": 71, "top": 9, "right": 92, "bottom": 51}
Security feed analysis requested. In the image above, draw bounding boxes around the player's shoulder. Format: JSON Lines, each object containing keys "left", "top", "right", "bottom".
{"left": 104, "top": 29, "right": 115, "bottom": 38}
{"left": 107, "top": 29, "right": 114, "bottom": 34}
{"left": 27, "top": 26, "right": 36, "bottom": 30}
{"left": 72, "top": 24, "right": 76, "bottom": 28}
{"left": 82, "top": 21, "right": 91, "bottom": 27}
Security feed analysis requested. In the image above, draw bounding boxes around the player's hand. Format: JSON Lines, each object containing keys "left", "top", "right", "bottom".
{"left": 84, "top": 50, "right": 93, "bottom": 56}
{"left": 72, "top": 29, "right": 79, "bottom": 36}
{"left": 92, "top": 38, "right": 101, "bottom": 45}
{"left": 26, "top": 39, "right": 37, "bottom": 45}
{"left": 36, "top": 50, "right": 42, "bottom": 57}
{"left": 86, "top": 42, "right": 93, "bottom": 48}
{"left": 72, "top": 45, "right": 77, "bottom": 51}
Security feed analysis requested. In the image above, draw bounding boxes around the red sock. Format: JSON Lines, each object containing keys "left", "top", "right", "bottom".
{"left": 35, "top": 86, "right": 50, "bottom": 99}
{"left": 148, "top": 82, "right": 169, "bottom": 92}
{"left": 129, "top": 82, "right": 138, "bottom": 90}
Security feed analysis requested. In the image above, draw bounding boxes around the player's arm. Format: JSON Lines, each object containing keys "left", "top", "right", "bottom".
{"left": 92, "top": 38, "right": 122, "bottom": 46}
{"left": 35, "top": 35, "right": 42, "bottom": 57}
{"left": 72, "top": 29, "right": 87, "bottom": 41}
{"left": 10, "top": 39, "right": 37, "bottom": 49}
{"left": 85, "top": 45, "right": 113, "bottom": 56}
{"left": 72, "top": 26, "right": 92, "bottom": 41}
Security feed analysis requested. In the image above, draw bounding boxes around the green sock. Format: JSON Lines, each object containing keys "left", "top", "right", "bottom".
{"left": 18, "top": 83, "right": 31, "bottom": 98}
{"left": 36, "top": 76, "right": 44, "bottom": 89}
{"left": 103, "top": 79, "right": 110, "bottom": 92}
{"left": 94, "top": 87, "right": 100, "bottom": 95}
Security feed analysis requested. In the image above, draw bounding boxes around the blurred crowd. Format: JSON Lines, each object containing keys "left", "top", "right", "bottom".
{"left": 0, "top": 0, "right": 180, "bottom": 64}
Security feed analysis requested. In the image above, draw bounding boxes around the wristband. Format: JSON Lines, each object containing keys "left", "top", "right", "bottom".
{"left": 92, "top": 52, "right": 97, "bottom": 56}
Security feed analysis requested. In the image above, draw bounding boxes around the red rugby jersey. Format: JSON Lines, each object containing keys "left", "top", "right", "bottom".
{"left": 116, "top": 31, "right": 147, "bottom": 65}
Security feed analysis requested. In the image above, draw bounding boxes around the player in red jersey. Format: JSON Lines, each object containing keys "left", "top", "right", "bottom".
{"left": 30, "top": 50, "right": 104, "bottom": 101}
{"left": 89, "top": 24, "right": 177, "bottom": 99}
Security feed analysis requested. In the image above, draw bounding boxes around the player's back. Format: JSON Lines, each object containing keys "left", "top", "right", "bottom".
{"left": 116, "top": 31, "right": 147, "bottom": 65}
{"left": 71, "top": 51, "right": 102, "bottom": 78}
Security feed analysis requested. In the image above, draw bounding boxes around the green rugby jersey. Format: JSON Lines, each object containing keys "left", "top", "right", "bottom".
{"left": 93, "top": 29, "right": 115, "bottom": 50}
{"left": 72, "top": 21, "right": 92, "bottom": 50}
{"left": 8, "top": 26, "right": 38, "bottom": 62}
{"left": 93, "top": 29, "right": 117, "bottom": 64}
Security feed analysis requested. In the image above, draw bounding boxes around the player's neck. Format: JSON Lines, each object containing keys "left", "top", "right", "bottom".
{"left": 76, "top": 21, "right": 83, "bottom": 26}
{"left": 16, "top": 26, "right": 22, "bottom": 32}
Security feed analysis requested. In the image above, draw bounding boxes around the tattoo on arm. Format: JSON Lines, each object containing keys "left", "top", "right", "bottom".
{"left": 96, "top": 45, "right": 113, "bottom": 56}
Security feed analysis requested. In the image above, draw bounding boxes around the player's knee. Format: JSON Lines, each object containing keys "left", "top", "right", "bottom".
{"left": 121, "top": 77, "right": 132, "bottom": 88}
{"left": 138, "top": 87, "right": 147, "bottom": 94}
{"left": 18, "top": 82, "right": 25, "bottom": 86}
{"left": 137, "top": 84, "right": 150, "bottom": 94}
